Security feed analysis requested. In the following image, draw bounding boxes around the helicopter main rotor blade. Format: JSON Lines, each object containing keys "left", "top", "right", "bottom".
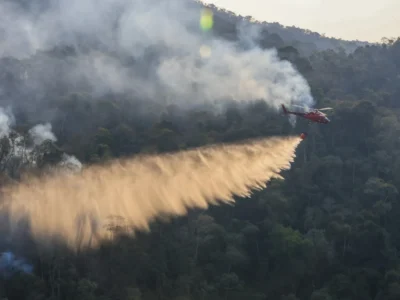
{"left": 291, "top": 105, "right": 311, "bottom": 111}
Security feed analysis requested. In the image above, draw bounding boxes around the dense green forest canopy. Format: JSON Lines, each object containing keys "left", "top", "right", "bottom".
{"left": 0, "top": 0, "right": 400, "bottom": 299}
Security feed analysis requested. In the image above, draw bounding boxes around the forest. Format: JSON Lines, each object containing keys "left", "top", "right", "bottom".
{"left": 203, "top": 2, "right": 371, "bottom": 56}
{"left": 1, "top": 0, "right": 400, "bottom": 300}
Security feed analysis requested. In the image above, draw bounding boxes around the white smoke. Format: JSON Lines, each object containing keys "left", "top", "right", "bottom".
{"left": 288, "top": 114, "right": 297, "bottom": 127}
{"left": 0, "top": 251, "right": 33, "bottom": 277}
{"left": 0, "top": 107, "right": 82, "bottom": 174}
{"left": 28, "top": 123, "right": 57, "bottom": 145}
{"left": 0, "top": 107, "right": 15, "bottom": 138}
{"left": 236, "top": 19, "right": 264, "bottom": 50}
{"left": 0, "top": 0, "right": 315, "bottom": 112}
{"left": 58, "top": 154, "right": 82, "bottom": 173}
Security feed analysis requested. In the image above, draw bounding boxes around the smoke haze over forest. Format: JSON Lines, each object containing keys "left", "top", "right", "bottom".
{"left": 0, "top": 0, "right": 314, "bottom": 126}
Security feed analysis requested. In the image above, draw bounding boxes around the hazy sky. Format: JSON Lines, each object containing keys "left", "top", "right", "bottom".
{"left": 201, "top": 0, "right": 399, "bottom": 42}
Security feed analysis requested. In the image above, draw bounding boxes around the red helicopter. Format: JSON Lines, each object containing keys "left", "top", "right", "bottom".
{"left": 281, "top": 104, "right": 332, "bottom": 124}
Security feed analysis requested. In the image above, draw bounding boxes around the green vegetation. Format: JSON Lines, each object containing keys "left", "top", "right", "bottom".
{"left": 1, "top": 2, "right": 400, "bottom": 300}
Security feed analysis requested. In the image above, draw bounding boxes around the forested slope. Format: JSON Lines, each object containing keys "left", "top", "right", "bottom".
{"left": 0, "top": 0, "right": 400, "bottom": 300}
{"left": 202, "top": 2, "right": 372, "bottom": 56}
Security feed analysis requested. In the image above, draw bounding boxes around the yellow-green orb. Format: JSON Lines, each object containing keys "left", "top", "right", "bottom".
{"left": 200, "top": 9, "right": 213, "bottom": 31}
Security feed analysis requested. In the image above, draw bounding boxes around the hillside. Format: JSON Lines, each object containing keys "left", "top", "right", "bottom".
{"left": 201, "top": 2, "right": 372, "bottom": 56}
{"left": 0, "top": 0, "right": 400, "bottom": 300}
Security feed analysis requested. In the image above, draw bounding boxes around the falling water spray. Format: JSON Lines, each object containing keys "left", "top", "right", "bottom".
{"left": 1, "top": 135, "right": 302, "bottom": 251}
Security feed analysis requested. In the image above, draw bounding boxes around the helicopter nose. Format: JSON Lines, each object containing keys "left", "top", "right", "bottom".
{"left": 325, "top": 117, "right": 330, "bottom": 123}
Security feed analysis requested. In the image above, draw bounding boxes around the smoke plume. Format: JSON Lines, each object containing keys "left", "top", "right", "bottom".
{"left": 0, "top": 0, "right": 314, "bottom": 117}
{"left": 28, "top": 123, "right": 57, "bottom": 145}
{"left": 0, "top": 107, "right": 14, "bottom": 139}
{"left": 0, "top": 251, "right": 33, "bottom": 278}
{"left": 1, "top": 135, "right": 302, "bottom": 251}
{"left": 0, "top": 107, "right": 82, "bottom": 177}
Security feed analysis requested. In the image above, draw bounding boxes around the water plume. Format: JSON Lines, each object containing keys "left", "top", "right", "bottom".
{"left": 1, "top": 135, "right": 302, "bottom": 251}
